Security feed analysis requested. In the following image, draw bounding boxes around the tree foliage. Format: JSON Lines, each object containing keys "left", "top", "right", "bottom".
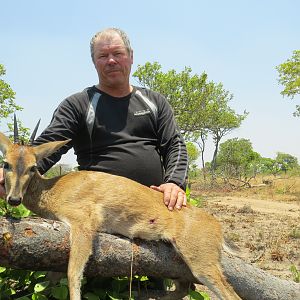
{"left": 275, "top": 152, "right": 298, "bottom": 174}
{"left": 207, "top": 84, "right": 248, "bottom": 171}
{"left": 133, "top": 62, "right": 247, "bottom": 172}
{"left": 0, "top": 64, "right": 29, "bottom": 158}
{"left": 258, "top": 153, "right": 299, "bottom": 176}
{"left": 0, "top": 64, "right": 22, "bottom": 123}
{"left": 258, "top": 157, "right": 278, "bottom": 175}
{"left": 276, "top": 50, "right": 300, "bottom": 116}
{"left": 216, "top": 141, "right": 300, "bottom": 184}
{"left": 186, "top": 142, "right": 200, "bottom": 179}
{"left": 216, "top": 138, "right": 261, "bottom": 187}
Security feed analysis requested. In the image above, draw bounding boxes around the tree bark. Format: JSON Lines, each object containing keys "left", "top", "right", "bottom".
{"left": 0, "top": 217, "right": 299, "bottom": 300}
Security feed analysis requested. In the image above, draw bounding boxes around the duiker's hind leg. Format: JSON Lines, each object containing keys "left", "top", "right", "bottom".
{"left": 172, "top": 237, "right": 241, "bottom": 300}
{"left": 196, "top": 265, "right": 241, "bottom": 300}
{"left": 67, "top": 224, "right": 94, "bottom": 300}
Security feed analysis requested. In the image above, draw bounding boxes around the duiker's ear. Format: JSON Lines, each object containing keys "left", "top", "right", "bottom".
{"left": 33, "top": 140, "right": 71, "bottom": 162}
{"left": 0, "top": 132, "right": 12, "bottom": 155}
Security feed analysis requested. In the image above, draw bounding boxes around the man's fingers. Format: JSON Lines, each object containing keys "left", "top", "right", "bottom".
{"left": 163, "top": 189, "right": 172, "bottom": 206}
{"left": 166, "top": 186, "right": 185, "bottom": 211}
{"left": 150, "top": 185, "right": 162, "bottom": 192}
{"left": 175, "top": 191, "right": 185, "bottom": 209}
{"left": 167, "top": 189, "right": 177, "bottom": 210}
{"left": 150, "top": 183, "right": 186, "bottom": 211}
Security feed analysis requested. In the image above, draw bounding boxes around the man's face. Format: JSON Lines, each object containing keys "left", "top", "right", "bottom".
{"left": 93, "top": 34, "right": 133, "bottom": 89}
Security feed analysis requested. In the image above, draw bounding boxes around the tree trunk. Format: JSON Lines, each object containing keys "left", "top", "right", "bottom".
{"left": 196, "top": 132, "right": 206, "bottom": 180}
{"left": 211, "top": 137, "right": 219, "bottom": 173}
{"left": 0, "top": 217, "right": 299, "bottom": 300}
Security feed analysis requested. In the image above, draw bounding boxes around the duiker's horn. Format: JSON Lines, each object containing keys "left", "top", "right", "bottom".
{"left": 28, "top": 119, "right": 41, "bottom": 145}
{"left": 13, "top": 114, "right": 19, "bottom": 144}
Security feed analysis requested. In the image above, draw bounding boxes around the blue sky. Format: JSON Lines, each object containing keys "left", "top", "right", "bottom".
{"left": 1, "top": 0, "right": 299, "bottom": 166}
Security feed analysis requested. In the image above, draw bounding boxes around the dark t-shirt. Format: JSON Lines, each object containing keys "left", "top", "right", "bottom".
{"left": 35, "top": 86, "right": 188, "bottom": 189}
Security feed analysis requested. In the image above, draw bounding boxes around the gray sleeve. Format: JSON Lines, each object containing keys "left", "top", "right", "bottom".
{"left": 33, "top": 96, "right": 83, "bottom": 174}
{"left": 156, "top": 96, "right": 188, "bottom": 190}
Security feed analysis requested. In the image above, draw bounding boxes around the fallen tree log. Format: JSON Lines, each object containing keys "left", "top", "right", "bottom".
{"left": 0, "top": 217, "right": 299, "bottom": 300}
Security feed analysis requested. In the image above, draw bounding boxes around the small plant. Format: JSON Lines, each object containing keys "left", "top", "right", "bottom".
{"left": 0, "top": 267, "right": 51, "bottom": 299}
{"left": 0, "top": 198, "right": 32, "bottom": 219}
{"left": 290, "top": 265, "right": 300, "bottom": 283}
{"left": 275, "top": 187, "right": 286, "bottom": 195}
{"left": 186, "top": 186, "right": 204, "bottom": 207}
{"left": 237, "top": 204, "right": 254, "bottom": 214}
{"left": 289, "top": 227, "right": 300, "bottom": 239}
{"left": 188, "top": 289, "right": 210, "bottom": 299}
{"left": 226, "top": 232, "right": 240, "bottom": 242}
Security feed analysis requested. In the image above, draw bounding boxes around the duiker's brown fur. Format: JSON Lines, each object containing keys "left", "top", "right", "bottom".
{"left": 0, "top": 132, "right": 241, "bottom": 300}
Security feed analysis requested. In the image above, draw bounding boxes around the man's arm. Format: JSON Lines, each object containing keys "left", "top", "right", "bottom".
{"left": 151, "top": 94, "right": 189, "bottom": 211}
{"left": 33, "top": 96, "right": 82, "bottom": 174}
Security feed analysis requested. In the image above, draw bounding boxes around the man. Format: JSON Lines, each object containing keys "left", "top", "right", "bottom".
{"left": 0, "top": 28, "right": 188, "bottom": 211}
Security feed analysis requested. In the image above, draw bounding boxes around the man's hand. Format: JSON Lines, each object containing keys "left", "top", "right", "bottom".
{"left": 0, "top": 168, "right": 5, "bottom": 199}
{"left": 150, "top": 182, "right": 187, "bottom": 211}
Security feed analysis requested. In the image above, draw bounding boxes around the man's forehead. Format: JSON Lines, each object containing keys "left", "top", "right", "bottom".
{"left": 95, "top": 34, "right": 125, "bottom": 49}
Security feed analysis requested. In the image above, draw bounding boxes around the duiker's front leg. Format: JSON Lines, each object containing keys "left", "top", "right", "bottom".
{"left": 68, "top": 224, "right": 94, "bottom": 300}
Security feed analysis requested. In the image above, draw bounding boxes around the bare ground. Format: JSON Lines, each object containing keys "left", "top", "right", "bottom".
{"left": 203, "top": 196, "right": 300, "bottom": 281}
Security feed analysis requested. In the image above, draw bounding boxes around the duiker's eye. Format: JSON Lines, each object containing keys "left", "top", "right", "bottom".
{"left": 3, "top": 162, "right": 10, "bottom": 170}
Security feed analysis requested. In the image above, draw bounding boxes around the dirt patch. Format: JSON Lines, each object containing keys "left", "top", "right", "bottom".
{"left": 210, "top": 197, "right": 300, "bottom": 217}
{"left": 202, "top": 196, "right": 300, "bottom": 281}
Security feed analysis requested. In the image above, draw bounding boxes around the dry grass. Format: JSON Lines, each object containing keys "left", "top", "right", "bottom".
{"left": 191, "top": 174, "right": 300, "bottom": 202}
{"left": 241, "top": 175, "right": 300, "bottom": 201}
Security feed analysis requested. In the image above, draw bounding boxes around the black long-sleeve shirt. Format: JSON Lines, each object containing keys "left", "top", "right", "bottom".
{"left": 34, "top": 86, "right": 188, "bottom": 189}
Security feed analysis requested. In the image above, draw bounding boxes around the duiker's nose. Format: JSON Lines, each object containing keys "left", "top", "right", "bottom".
{"left": 7, "top": 197, "right": 22, "bottom": 206}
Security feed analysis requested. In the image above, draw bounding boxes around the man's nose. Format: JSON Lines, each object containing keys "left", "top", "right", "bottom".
{"left": 107, "top": 55, "right": 117, "bottom": 64}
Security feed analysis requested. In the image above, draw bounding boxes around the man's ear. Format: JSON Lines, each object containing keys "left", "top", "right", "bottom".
{"left": 33, "top": 140, "right": 71, "bottom": 162}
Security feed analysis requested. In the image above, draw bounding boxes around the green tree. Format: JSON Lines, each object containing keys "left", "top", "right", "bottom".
{"left": 258, "top": 157, "right": 278, "bottom": 175}
{"left": 276, "top": 50, "right": 300, "bottom": 116}
{"left": 0, "top": 65, "right": 30, "bottom": 163}
{"left": 207, "top": 83, "right": 248, "bottom": 171}
{"left": 186, "top": 142, "right": 200, "bottom": 179}
{"left": 0, "top": 64, "right": 22, "bottom": 122}
{"left": 192, "top": 129, "right": 209, "bottom": 178}
{"left": 275, "top": 152, "right": 298, "bottom": 174}
{"left": 216, "top": 138, "right": 260, "bottom": 187}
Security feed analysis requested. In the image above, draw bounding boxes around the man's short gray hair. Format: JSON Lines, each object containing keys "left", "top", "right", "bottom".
{"left": 90, "top": 28, "right": 132, "bottom": 63}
